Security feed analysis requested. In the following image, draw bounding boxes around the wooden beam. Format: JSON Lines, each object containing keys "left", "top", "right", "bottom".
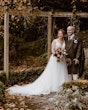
{"left": 76, "top": 12, "right": 88, "bottom": 18}
{"left": 80, "top": 0, "right": 88, "bottom": 2}
{"left": 27, "top": 11, "right": 88, "bottom": 18}
{"left": 53, "top": 12, "right": 88, "bottom": 18}
{"left": 0, "top": 10, "right": 88, "bottom": 18}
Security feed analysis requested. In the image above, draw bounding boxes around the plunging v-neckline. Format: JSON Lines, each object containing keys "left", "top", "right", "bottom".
{"left": 56, "top": 39, "right": 65, "bottom": 46}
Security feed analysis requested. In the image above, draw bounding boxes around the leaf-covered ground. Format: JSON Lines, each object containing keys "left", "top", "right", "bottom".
{"left": 0, "top": 79, "right": 87, "bottom": 110}
{"left": 1, "top": 90, "right": 56, "bottom": 110}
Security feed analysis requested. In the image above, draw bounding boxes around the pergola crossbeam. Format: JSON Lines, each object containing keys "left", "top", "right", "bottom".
{"left": 0, "top": 10, "right": 88, "bottom": 18}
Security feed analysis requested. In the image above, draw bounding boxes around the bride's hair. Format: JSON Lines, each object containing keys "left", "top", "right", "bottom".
{"left": 57, "top": 29, "right": 65, "bottom": 35}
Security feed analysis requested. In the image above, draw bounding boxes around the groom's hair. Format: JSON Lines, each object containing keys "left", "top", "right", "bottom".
{"left": 67, "top": 26, "right": 75, "bottom": 32}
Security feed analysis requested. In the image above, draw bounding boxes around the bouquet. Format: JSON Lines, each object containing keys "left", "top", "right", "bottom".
{"left": 54, "top": 48, "right": 68, "bottom": 62}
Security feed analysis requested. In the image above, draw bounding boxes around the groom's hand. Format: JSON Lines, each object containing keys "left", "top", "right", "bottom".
{"left": 73, "top": 58, "right": 79, "bottom": 64}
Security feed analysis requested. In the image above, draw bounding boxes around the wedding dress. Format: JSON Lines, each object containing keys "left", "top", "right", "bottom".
{"left": 7, "top": 39, "right": 69, "bottom": 96}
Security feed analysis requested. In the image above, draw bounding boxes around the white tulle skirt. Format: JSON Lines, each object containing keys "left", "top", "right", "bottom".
{"left": 7, "top": 54, "right": 69, "bottom": 96}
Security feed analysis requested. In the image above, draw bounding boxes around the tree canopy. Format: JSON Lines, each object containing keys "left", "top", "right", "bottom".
{"left": 31, "top": 0, "right": 88, "bottom": 12}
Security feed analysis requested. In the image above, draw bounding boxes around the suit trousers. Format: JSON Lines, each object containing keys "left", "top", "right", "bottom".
{"left": 67, "top": 60, "right": 79, "bottom": 74}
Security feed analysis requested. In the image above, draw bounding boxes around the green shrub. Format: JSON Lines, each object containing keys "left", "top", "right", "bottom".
{"left": 9, "top": 67, "right": 44, "bottom": 85}
{"left": 0, "top": 72, "right": 6, "bottom": 84}
{"left": 0, "top": 67, "right": 44, "bottom": 86}
{"left": 36, "top": 53, "right": 47, "bottom": 66}
{"left": 82, "top": 71, "right": 88, "bottom": 80}
{"left": 63, "top": 80, "right": 88, "bottom": 93}
{"left": 0, "top": 81, "right": 5, "bottom": 103}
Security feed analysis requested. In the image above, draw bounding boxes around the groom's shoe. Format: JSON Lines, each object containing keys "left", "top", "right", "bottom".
{"left": 68, "top": 74, "right": 72, "bottom": 81}
{"left": 73, "top": 74, "right": 78, "bottom": 80}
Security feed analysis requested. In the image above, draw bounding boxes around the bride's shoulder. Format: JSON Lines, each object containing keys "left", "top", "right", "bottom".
{"left": 52, "top": 39, "right": 57, "bottom": 43}
{"left": 52, "top": 39, "right": 57, "bottom": 45}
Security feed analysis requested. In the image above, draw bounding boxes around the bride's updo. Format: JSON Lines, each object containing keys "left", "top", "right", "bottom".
{"left": 57, "top": 29, "right": 65, "bottom": 35}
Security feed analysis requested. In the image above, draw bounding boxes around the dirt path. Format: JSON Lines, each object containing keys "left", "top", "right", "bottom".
{"left": 2, "top": 92, "right": 56, "bottom": 110}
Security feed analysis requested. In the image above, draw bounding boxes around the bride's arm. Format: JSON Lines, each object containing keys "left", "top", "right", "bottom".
{"left": 51, "top": 40, "right": 56, "bottom": 55}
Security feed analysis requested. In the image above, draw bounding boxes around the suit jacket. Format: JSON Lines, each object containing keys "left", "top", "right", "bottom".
{"left": 65, "top": 35, "right": 82, "bottom": 60}
{"left": 65, "top": 35, "right": 85, "bottom": 75}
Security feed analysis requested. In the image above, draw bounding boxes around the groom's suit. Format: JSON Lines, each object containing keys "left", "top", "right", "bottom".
{"left": 65, "top": 34, "right": 85, "bottom": 77}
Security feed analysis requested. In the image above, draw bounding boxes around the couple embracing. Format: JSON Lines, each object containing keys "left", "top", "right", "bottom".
{"left": 7, "top": 26, "right": 85, "bottom": 96}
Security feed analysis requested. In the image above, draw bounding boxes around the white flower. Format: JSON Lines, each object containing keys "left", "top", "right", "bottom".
{"left": 74, "top": 39, "right": 78, "bottom": 44}
{"left": 72, "top": 98, "right": 77, "bottom": 103}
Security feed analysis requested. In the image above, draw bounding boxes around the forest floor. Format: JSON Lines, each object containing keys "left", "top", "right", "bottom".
{"left": 2, "top": 79, "right": 88, "bottom": 110}
{"left": 0, "top": 54, "right": 87, "bottom": 110}
{"left": 1, "top": 89, "right": 56, "bottom": 110}
{"left": 0, "top": 63, "right": 56, "bottom": 110}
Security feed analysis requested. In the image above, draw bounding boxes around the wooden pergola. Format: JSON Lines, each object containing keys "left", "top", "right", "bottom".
{"left": 0, "top": 7, "right": 88, "bottom": 80}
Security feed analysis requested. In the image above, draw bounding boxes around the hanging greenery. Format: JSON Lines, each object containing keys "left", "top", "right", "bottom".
{"left": 67, "top": 0, "right": 80, "bottom": 34}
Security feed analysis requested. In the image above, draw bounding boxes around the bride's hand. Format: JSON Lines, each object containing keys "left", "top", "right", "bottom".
{"left": 60, "top": 49, "right": 64, "bottom": 54}
{"left": 66, "top": 58, "right": 72, "bottom": 66}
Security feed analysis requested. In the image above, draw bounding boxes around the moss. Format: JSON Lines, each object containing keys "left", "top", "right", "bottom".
{"left": 79, "top": 30, "right": 88, "bottom": 48}
{"left": 63, "top": 80, "right": 88, "bottom": 93}
{"left": 0, "top": 67, "right": 44, "bottom": 86}
{"left": 36, "top": 53, "right": 48, "bottom": 66}
{"left": 9, "top": 67, "right": 44, "bottom": 85}
{"left": 0, "top": 73, "right": 6, "bottom": 84}
{"left": 82, "top": 71, "right": 88, "bottom": 80}
{"left": 0, "top": 81, "right": 5, "bottom": 103}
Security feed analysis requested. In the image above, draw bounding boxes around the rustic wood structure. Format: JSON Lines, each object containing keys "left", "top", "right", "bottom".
{"left": 0, "top": 5, "right": 88, "bottom": 79}
{"left": 80, "top": 0, "right": 88, "bottom": 2}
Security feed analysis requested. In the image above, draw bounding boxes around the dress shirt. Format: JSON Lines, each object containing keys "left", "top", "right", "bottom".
{"left": 68, "top": 34, "right": 75, "bottom": 40}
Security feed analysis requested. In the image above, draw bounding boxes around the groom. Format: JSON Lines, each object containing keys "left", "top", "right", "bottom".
{"left": 65, "top": 26, "right": 84, "bottom": 80}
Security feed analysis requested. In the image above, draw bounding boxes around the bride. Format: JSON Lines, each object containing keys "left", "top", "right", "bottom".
{"left": 7, "top": 29, "right": 69, "bottom": 96}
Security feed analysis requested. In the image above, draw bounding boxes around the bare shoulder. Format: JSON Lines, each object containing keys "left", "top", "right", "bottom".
{"left": 52, "top": 39, "right": 57, "bottom": 43}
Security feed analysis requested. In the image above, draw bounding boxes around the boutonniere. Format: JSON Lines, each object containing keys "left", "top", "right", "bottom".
{"left": 73, "top": 39, "right": 78, "bottom": 44}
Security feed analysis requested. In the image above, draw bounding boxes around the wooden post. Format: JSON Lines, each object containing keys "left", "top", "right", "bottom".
{"left": 4, "top": 9, "right": 9, "bottom": 80}
{"left": 84, "top": 48, "right": 88, "bottom": 68}
{"left": 47, "top": 12, "right": 52, "bottom": 60}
